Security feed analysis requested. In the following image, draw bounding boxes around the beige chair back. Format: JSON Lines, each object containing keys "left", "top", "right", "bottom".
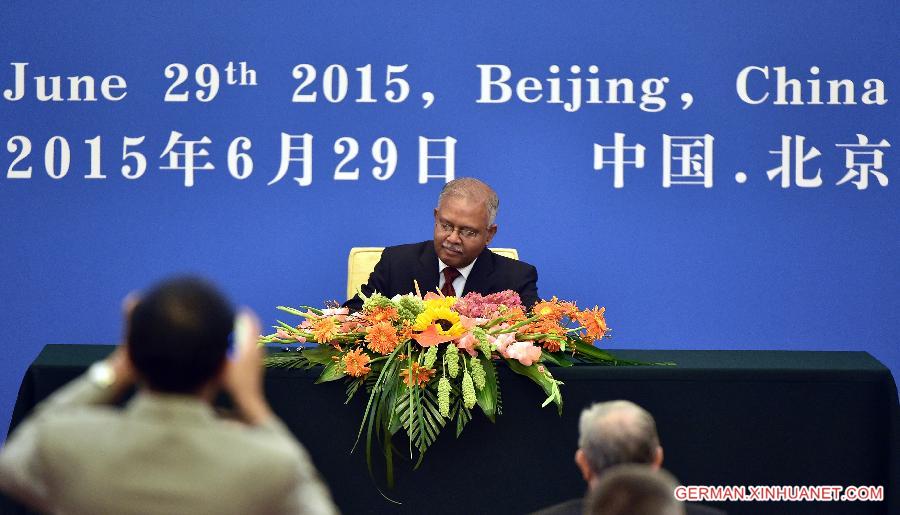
{"left": 347, "top": 247, "right": 519, "bottom": 300}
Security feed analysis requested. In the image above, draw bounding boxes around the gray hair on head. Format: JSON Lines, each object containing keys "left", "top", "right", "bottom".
{"left": 437, "top": 177, "right": 499, "bottom": 226}
{"left": 578, "top": 400, "right": 660, "bottom": 476}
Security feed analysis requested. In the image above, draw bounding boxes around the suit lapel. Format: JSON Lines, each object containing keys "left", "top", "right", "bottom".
{"left": 415, "top": 242, "right": 441, "bottom": 295}
{"left": 461, "top": 247, "right": 495, "bottom": 296}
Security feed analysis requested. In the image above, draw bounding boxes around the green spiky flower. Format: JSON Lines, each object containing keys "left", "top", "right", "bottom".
{"left": 472, "top": 327, "right": 492, "bottom": 357}
{"left": 362, "top": 293, "right": 396, "bottom": 311}
{"left": 469, "top": 356, "right": 486, "bottom": 390}
{"left": 423, "top": 345, "right": 438, "bottom": 368}
{"left": 462, "top": 370, "right": 476, "bottom": 409}
{"left": 437, "top": 376, "right": 451, "bottom": 417}
{"left": 395, "top": 294, "right": 426, "bottom": 323}
{"left": 445, "top": 344, "right": 459, "bottom": 378}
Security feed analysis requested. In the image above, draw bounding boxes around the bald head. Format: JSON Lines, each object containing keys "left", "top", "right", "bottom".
{"left": 578, "top": 400, "right": 661, "bottom": 477}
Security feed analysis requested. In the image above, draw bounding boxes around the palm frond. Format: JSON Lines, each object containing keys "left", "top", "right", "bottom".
{"left": 452, "top": 399, "right": 472, "bottom": 437}
{"left": 264, "top": 352, "right": 312, "bottom": 369}
{"left": 395, "top": 385, "right": 445, "bottom": 462}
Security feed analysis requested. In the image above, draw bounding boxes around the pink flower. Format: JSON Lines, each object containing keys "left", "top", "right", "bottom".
{"left": 294, "top": 334, "right": 307, "bottom": 343}
{"left": 321, "top": 307, "right": 349, "bottom": 322}
{"left": 490, "top": 332, "right": 516, "bottom": 358}
{"left": 275, "top": 328, "right": 291, "bottom": 339}
{"left": 456, "top": 333, "right": 479, "bottom": 357}
{"left": 506, "top": 341, "right": 542, "bottom": 366}
{"left": 454, "top": 291, "right": 522, "bottom": 319}
{"left": 459, "top": 315, "right": 478, "bottom": 331}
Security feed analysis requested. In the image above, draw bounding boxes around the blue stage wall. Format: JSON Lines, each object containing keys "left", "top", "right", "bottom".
{"left": 1, "top": 1, "right": 897, "bottom": 439}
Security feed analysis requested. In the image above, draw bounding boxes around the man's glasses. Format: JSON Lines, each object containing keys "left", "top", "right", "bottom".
{"left": 436, "top": 221, "right": 481, "bottom": 240}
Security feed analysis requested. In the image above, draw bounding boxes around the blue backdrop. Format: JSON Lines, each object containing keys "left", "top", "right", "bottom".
{"left": 1, "top": 1, "right": 897, "bottom": 439}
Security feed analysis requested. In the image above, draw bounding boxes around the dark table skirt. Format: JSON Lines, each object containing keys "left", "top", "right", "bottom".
{"left": 5, "top": 345, "right": 899, "bottom": 515}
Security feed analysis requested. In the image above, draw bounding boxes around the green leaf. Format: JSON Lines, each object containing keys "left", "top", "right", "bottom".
{"left": 380, "top": 373, "right": 404, "bottom": 436}
{"left": 454, "top": 401, "right": 472, "bottom": 437}
{"left": 505, "top": 358, "right": 563, "bottom": 415}
{"left": 263, "top": 353, "right": 309, "bottom": 369}
{"left": 302, "top": 346, "right": 342, "bottom": 366}
{"left": 394, "top": 384, "right": 445, "bottom": 462}
{"left": 572, "top": 339, "right": 620, "bottom": 362}
{"left": 572, "top": 339, "right": 673, "bottom": 366}
{"left": 345, "top": 377, "right": 364, "bottom": 402}
{"left": 539, "top": 352, "right": 572, "bottom": 367}
{"left": 353, "top": 343, "right": 405, "bottom": 489}
{"left": 276, "top": 305, "right": 323, "bottom": 317}
{"left": 474, "top": 355, "right": 499, "bottom": 422}
{"left": 315, "top": 360, "right": 346, "bottom": 383}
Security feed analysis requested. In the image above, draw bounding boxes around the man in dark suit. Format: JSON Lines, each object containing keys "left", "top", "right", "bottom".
{"left": 531, "top": 400, "right": 726, "bottom": 515}
{"left": 344, "top": 177, "right": 539, "bottom": 310}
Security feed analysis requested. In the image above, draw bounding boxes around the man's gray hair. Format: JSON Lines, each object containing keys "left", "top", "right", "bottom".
{"left": 437, "top": 177, "right": 499, "bottom": 226}
{"left": 578, "top": 400, "right": 660, "bottom": 476}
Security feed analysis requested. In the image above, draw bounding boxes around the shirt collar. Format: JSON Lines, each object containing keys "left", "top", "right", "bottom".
{"left": 438, "top": 257, "right": 477, "bottom": 279}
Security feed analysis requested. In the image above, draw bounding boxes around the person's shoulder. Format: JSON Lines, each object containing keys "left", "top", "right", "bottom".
{"left": 686, "top": 502, "right": 728, "bottom": 515}
{"left": 213, "top": 419, "right": 302, "bottom": 453}
{"left": 34, "top": 407, "right": 143, "bottom": 464}
{"left": 39, "top": 405, "right": 123, "bottom": 440}
{"left": 488, "top": 249, "right": 537, "bottom": 273}
{"left": 382, "top": 241, "right": 432, "bottom": 259}
{"left": 384, "top": 241, "right": 431, "bottom": 253}
{"left": 528, "top": 497, "right": 583, "bottom": 515}
{"left": 181, "top": 418, "right": 309, "bottom": 479}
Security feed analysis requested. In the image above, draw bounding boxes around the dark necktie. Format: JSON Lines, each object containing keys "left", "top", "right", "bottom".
{"left": 441, "top": 267, "right": 461, "bottom": 297}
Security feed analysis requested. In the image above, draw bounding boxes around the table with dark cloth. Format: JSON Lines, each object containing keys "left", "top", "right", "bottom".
{"left": 4, "top": 345, "right": 898, "bottom": 515}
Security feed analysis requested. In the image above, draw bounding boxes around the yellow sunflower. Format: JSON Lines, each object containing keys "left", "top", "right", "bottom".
{"left": 412, "top": 305, "right": 465, "bottom": 338}
{"left": 423, "top": 296, "right": 456, "bottom": 310}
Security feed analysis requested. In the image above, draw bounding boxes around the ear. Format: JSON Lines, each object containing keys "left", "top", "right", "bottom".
{"left": 121, "top": 291, "right": 140, "bottom": 346}
{"left": 575, "top": 449, "right": 593, "bottom": 483}
{"left": 485, "top": 224, "right": 497, "bottom": 246}
{"left": 652, "top": 445, "right": 664, "bottom": 470}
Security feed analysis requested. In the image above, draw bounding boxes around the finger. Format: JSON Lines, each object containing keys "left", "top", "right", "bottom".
{"left": 121, "top": 291, "right": 141, "bottom": 317}
{"left": 234, "top": 308, "right": 263, "bottom": 356}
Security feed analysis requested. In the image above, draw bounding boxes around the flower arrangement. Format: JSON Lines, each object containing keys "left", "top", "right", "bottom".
{"left": 260, "top": 288, "right": 635, "bottom": 487}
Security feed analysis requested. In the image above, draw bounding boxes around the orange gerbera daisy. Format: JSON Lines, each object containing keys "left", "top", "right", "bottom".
{"left": 400, "top": 362, "right": 436, "bottom": 388}
{"left": 366, "top": 322, "right": 400, "bottom": 355}
{"left": 508, "top": 306, "right": 529, "bottom": 322}
{"left": 541, "top": 338, "right": 563, "bottom": 353}
{"left": 365, "top": 306, "right": 399, "bottom": 325}
{"left": 396, "top": 323, "right": 413, "bottom": 342}
{"left": 311, "top": 317, "right": 338, "bottom": 343}
{"left": 531, "top": 296, "right": 581, "bottom": 322}
{"left": 576, "top": 306, "right": 608, "bottom": 341}
{"left": 559, "top": 300, "right": 580, "bottom": 319}
{"left": 531, "top": 297, "right": 568, "bottom": 321}
{"left": 343, "top": 348, "right": 371, "bottom": 377}
{"left": 521, "top": 317, "right": 567, "bottom": 352}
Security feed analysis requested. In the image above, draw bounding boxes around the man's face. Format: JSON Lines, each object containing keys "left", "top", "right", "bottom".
{"left": 433, "top": 196, "right": 497, "bottom": 268}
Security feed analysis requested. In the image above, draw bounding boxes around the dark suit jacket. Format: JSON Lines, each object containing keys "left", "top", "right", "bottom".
{"left": 530, "top": 497, "right": 727, "bottom": 515}
{"left": 343, "top": 240, "right": 539, "bottom": 310}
